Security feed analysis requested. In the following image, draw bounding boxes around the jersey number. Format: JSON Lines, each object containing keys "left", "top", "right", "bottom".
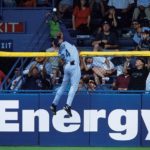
{"left": 66, "top": 49, "right": 70, "bottom": 57}
{"left": 60, "top": 49, "right": 70, "bottom": 61}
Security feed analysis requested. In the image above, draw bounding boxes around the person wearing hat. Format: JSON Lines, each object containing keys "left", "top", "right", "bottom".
{"left": 92, "top": 20, "right": 118, "bottom": 51}
{"left": 127, "top": 57, "right": 149, "bottom": 90}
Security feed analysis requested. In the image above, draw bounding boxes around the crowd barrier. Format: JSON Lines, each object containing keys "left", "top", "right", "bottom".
{"left": 0, "top": 92, "right": 150, "bottom": 146}
{"left": 0, "top": 51, "right": 150, "bottom": 57}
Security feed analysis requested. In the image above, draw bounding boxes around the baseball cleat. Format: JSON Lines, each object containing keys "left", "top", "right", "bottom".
{"left": 63, "top": 105, "right": 72, "bottom": 117}
{"left": 50, "top": 104, "right": 57, "bottom": 115}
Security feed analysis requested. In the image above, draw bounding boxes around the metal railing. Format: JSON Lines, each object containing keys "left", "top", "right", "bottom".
{"left": 0, "top": 8, "right": 54, "bottom": 90}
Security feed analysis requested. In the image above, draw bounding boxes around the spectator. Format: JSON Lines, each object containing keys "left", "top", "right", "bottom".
{"left": 0, "top": 69, "right": 6, "bottom": 86}
{"left": 81, "top": 55, "right": 116, "bottom": 85}
{"left": 124, "top": 57, "right": 136, "bottom": 70}
{"left": 104, "top": 7, "right": 118, "bottom": 30}
{"left": 93, "top": 56, "right": 115, "bottom": 84}
{"left": 132, "top": 20, "right": 150, "bottom": 48}
{"left": 78, "top": 79, "right": 87, "bottom": 91}
{"left": 11, "top": 57, "right": 52, "bottom": 90}
{"left": 80, "top": 57, "right": 94, "bottom": 76}
{"left": 108, "top": 0, "right": 135, "bottom": 27}
{"left": 46, "top": 13, "right": 61, "bottom": 38}
{"left": 92, "top": 21, "right": 118, "bottom": 51}
{"left": 10, "top": 68, "right": 22, "bottom": 90}
{"left": 21, "top": 65, "right": 52, "bottom": 90}
{"left": 127, "top": 57, "right": 149, "bottom": 90}
{"left": 19, "top": 0, "right": 36, "bottom": 7}
{"left": 89, "top": 0, "right": 105, "bottom": 18}
{"left": 112, "top": 67, "right": 130, "bottom": 90}
{"left": 132, "top": 0, "right": 150, "bottom": 21}
{"left": 72, "top": 0, "right": 91, "bottom": 34}
{"left": 88, "top": 79, "right": 97, "bottom": 91}
{"left": 58, "top": 0, "right": 73, "bottom": 18}
{"left": 24, "top": 57, "right": 52, "bottom": 76}
{"left": 3, "top": 0, "right": 16, "bottom": 7}
{"left": 138, "top": 30, "right": 150, "bottom": 50}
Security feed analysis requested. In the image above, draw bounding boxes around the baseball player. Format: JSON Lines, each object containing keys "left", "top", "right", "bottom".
{"left": 50, "top": 40, "right": 81, "bottom": 117}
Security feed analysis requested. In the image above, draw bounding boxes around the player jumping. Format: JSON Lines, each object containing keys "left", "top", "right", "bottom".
{"left": 50, "top": 34, "right": 81, "bottom": 117}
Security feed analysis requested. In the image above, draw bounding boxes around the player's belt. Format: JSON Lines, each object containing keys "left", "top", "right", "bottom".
{"left": 70, "top": 60, "right": 75, "bottom": 65}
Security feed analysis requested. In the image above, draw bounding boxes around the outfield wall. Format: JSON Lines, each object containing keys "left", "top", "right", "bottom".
{"left": 0, "top": 93, "right": 150, "bottom": 147}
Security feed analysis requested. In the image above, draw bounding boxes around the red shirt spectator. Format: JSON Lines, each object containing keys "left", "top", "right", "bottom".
{"left": 115, "top": 74, "right": 130, "bottom": 90}
{"left": 73, "top": 6, "right": 91, "bottom": 28}
{"left": 0, "top": 70, "right": 6, "bottom": 85}
{"left": 72, "top": 0, "right": 91, "bottom": 34}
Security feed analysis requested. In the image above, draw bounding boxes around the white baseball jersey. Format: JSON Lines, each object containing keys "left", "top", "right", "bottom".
{"left": 59, "top": 41, "right": 80, "bottom": 65}
{"left": 52, "top": 41, "right": 81, "bottom": 107}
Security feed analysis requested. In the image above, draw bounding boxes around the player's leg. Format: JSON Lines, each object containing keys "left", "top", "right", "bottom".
{"left": 50, "top": 66, "right": 70, "bottom": 114}
{"left": 64, "top": 66, "right": 81, "bottom": 116}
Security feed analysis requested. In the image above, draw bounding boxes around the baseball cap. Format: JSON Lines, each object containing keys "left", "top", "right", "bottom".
{"left": 136, "top": 57, "right": 146, "bottom": 64}
{"left": 132, "top": 20, "right": 141, "bottom": 26}
{"left": 102, "top": 20, "right": 110, "bottom": 26}
{"left": 52, "top": 38, "right": 59, "bottom": 47}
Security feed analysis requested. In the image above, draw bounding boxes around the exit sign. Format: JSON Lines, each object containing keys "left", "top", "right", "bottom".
{"left": 0, "top": 22, "right": 25, "bottom": 33}
{"left": 0, "top": 40, "right": 13, "bottom": 50}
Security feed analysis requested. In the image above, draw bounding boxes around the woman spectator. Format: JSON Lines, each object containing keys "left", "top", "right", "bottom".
{"left": 107, "top": 0, "right": 135, "bottom": 28}
{"left": 104, "top": 7, "right": 118, "bottom": 30}
{"left": 72, "top": 0, "right": 91, "bottom": 34}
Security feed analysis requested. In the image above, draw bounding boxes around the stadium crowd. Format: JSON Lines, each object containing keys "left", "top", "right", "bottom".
{"left": 1, "top": 0, "right": 150, "bottom": 92}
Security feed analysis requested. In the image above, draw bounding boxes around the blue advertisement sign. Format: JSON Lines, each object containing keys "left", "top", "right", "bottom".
{"left": 90, "top": 94, "right": 141, "bottom": 146}
{"left": 141, "top": 94, "right": 150, "bottom": 147}
{"left": 0, "top": 93, "right": 150, "bottom": 146}
{"left": 39, "top": 93, "right": 90, "bottom": 146}
{"left": 0, "top": 94, "right": 39, "bottom": 145}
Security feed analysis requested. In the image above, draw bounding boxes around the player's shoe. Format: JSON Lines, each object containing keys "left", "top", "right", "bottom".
{"left": 63, "top": 105, "right": 72, "bottom": 117}
{"left": 50, "top": 104, "right": 57, "bottom": 115}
